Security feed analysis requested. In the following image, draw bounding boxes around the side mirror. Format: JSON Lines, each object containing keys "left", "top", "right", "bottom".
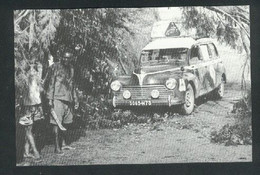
{"left": 180, "top": 66, "right": 185, "bottom": 72}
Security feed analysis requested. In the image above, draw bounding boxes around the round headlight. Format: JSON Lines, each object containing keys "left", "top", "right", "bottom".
{"left": 123, "top": 90, "right": 131, "bottom": 99}
{"left": 151, "top": 89, "right": 160, "bottom": 99}
{"left": 166, "top": 78, "right": 177, "bottom": 90}
{"left": 110, "top": 80, "right": 121, "bottom": 91}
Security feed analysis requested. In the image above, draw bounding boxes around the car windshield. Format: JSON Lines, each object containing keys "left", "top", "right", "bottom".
{"left": 140, "top": 48, "right": 188, "bottom": 65}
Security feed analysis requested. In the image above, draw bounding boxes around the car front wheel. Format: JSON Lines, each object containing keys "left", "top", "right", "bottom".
{"left": 181, "top": 83, "right": 195, "bottom": 115}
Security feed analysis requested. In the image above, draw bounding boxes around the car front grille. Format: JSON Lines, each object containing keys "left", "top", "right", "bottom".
{"left": 115, "top": 85, "right": 171, "bottom": 99}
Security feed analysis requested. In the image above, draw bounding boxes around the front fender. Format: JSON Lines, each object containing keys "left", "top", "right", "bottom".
{"left": 183, "top": 72, "right": 200, "bottom": 98}
{"left": 114, "top": 75, "right": 132, "bottom": 86}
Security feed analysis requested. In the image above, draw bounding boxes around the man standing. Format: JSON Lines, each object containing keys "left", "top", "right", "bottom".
{"left": 46, "top": 52, "right": 78, "bottom": 154}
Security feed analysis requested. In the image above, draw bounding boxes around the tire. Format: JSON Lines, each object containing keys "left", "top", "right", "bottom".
{"left": 181, "top": 83, "right": 195, "bottom": 115}
{"left": 214, "top": 76, "right": 225, "bottom": 99}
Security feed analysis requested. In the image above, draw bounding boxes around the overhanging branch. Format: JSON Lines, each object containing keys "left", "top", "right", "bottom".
{"left": 14, "top": 10, "right": 30, "bottom": 26}
{"left": 205, "top": 6, "right": 250, "bottom": 39}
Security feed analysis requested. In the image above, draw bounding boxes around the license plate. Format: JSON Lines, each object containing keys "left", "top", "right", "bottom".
{"left": 129, "top": 100, "right": 152, "bottom": 106}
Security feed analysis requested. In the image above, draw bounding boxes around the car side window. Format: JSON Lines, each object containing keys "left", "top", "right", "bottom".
{"left": 189, "top": 46, "right": 202, "bottom": 65}
{"left": 208, "top": 43, "right": 219, "bottom": 59}
{"left": 199, "top": 44, "right": 210, "bottom": 61}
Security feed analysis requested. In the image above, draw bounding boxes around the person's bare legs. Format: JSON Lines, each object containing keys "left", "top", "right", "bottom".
{"left": 53, "top": 125, "right": 63, "bottom": 154}
{"left": 24, "top": 133, "right": 31, "bottom": 157}
{"left": 61, "top": 130, "right": 66, "bottom": 148}
{"left": 25, "top": 125, "right": 40, "bottom": 159}
{"left": 61, "top": 124, "right": 75, "bottom": 150}
{"left": 61, "top": 135, "right": 75, "bottom": 150}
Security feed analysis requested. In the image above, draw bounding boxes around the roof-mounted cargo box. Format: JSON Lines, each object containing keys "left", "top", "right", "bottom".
{"left": 151, "top": 21, "right": 181, "bottom": 39}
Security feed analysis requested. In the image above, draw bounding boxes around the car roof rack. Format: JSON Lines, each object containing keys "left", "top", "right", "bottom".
{"left": 194, "top": 36, "right": 211, "bottom": 40}
{"left": 150, "top": 35, "right": 195, "bottom": 41}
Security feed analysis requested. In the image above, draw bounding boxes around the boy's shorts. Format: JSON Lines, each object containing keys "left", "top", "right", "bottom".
{"left": 50, "top": 99, "right": 73, "bottom": 125}
{"left": 19, "top": 104, "right": 44, "bottom": 126}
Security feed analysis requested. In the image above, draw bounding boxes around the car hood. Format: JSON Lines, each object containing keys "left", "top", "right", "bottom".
{"left": 117, "top": 64, "right": 184, "bottom": 86}
{"left": 135, "top": 63, "right": 182, "bottom": 74}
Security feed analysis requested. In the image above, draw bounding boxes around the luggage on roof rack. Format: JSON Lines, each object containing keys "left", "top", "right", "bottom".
{"left": 151, "top": 21, "right": 181, "bottom": 39}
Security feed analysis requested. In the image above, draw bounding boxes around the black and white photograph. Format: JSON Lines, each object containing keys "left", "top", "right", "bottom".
{"left": 14, "top": 6, "right": 251, "bottom": 166}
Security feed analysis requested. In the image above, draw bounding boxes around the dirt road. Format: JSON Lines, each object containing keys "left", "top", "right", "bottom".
{"left": 18, "top": 82, "right": 251, "bottom": 166}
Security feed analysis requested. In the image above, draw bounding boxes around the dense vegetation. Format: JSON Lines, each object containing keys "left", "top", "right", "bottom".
{"left": 14, "top": 8, "right": 159, "bottom": 97}
{"left": 211, "top": 90, "right": 252, "bottom": 146}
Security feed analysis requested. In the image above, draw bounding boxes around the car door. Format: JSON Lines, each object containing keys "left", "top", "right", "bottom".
{"left": 208, "top": 43, "right": 222, "bottom": 88}
{"left": 188, "top": 45, "right": 208, "bottom": 96}
{"left": 198, "top": 44, "right": 216, "bottom": 93}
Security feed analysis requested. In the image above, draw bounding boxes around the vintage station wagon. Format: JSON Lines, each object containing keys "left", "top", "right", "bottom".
{"left": 110, "top": 36, "right": 226, "bottom": 114}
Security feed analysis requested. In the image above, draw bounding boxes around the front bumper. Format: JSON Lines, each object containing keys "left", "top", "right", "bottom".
{"left": 112, "top": 85, "right": 184, "bottom": 108}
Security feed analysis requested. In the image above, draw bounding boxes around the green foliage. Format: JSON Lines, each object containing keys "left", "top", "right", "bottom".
{"left": 74, "top": 88, "right": 171, "bottom": 130}
{"left": 211, "top": 91, "right": 252, "bottom": 146}
{"left": 14, "top": 10, "right": 61, "bottom": 98}
{"left": 182, "top": 7, "right": 217, "bottom": 38}
{"left": 37, "top": 10, "right": 61, "bottom": 50}
{"left": 74, "top": 93, "right": 152, "bottom": 129}
{"left": 181, "top": 6, "right": 249, "bottom": 49}
{"left": 211, "top": 123, "right": 252, "bottom": 146}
